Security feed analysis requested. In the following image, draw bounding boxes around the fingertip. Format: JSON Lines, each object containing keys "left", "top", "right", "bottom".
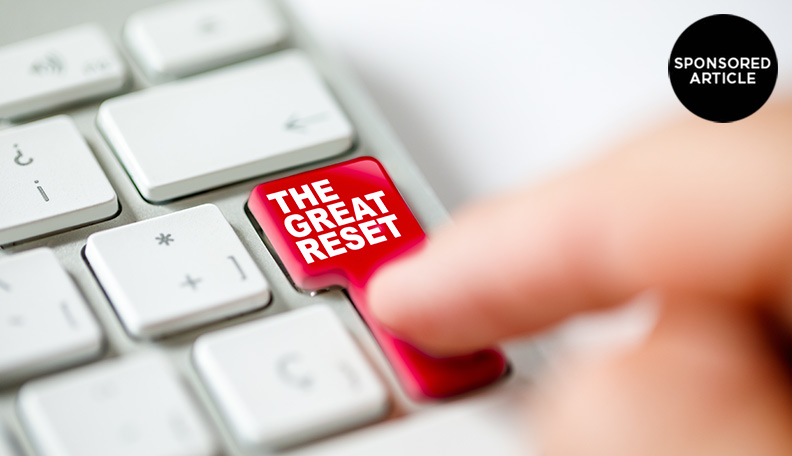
{"left": 367, "top": 253, "right": 421, "bottom": 334}
{"left": 368, "top": 241, "right": 475, "bottom": 355}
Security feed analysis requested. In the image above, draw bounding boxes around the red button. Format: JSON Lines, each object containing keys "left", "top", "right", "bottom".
{"left": 248, "top": 157, "right": 506, "bottom": 400}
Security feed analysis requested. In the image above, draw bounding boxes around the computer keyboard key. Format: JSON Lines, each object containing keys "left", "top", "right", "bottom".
{"left": 194, "top": 306, "right": 388, "bottom": 450}
{"left": 125, "top": 0, "right": 286, "bottom": 79}
{"left": 0, "top": 116, "right": 119, "bottom": 245}
{"left": 18, "top": 354, "right": 218, "bottom": 456}
{"left": 0, "top": 24, "right": 126, "bottom": 119}
{"left": 97, "top": 50, "right": 353, "bottom": 202}
{"left": 85, "top": 204, "right": 270, "bottom": 338}
{"left": 0, "top": 249, "right": 103, "bottom": 384}
{"left": 248, "top": 157, "right": 508, "bottom": 401}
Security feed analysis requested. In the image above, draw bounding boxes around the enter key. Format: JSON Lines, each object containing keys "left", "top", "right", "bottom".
{"left": 247, "top": 157, "right": 507, "bottom": 401}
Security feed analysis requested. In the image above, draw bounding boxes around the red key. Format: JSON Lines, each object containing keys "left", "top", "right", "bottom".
{"left": 248, "top": 157, "right": 507, "bottom": 400}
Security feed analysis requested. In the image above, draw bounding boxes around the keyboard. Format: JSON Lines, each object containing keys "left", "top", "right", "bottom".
{"left": 0, "top": 1, "right": 541, "bottom": 454}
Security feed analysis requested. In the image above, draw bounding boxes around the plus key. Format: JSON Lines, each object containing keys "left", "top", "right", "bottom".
{"left": 248, "top": 157, "right": 507, "bottom": 401}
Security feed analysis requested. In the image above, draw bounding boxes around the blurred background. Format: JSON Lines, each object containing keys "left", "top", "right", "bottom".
{"left": 292, "top": 0, "right": 792, "bottom": 211}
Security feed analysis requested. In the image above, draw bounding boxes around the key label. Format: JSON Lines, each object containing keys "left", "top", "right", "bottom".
{"left": 181, "top": 274, "right": 202, "bottom": 290}
{"left": 34, "top": 180, "right": 50, "bottom": 202}
{"left": 265, "top": 181, "right": 401, "bottom": 265}
{"left": 276, "top": 353, "right": 313, "bottom": 390}
{"left": 155, "top": 233, "right": 174, "bottom": 246}
{"left": 13, "top": 144, "right": 33, "bottom": 166}
{"left": 83, "top": 57, "right": 112, "bottom": 75}
{"left": 250, "top": 157, "right": 425, "bottom": 291}
{"left": 284, "top": 112, "right": 328, "bottom": 132}
{"left": 30, "top": 52, "right": 65, "bottom": 76}
{"left": 227, "top": 255, "right": 247, "bottom": 280}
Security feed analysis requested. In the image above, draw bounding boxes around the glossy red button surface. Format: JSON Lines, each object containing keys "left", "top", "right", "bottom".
{"left": 248, "top": 157, "right": 506, "bottom": 400}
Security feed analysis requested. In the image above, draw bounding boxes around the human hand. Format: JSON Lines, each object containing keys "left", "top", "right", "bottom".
{"left": 368, "top": 101, "right": 792, "bottom": 455}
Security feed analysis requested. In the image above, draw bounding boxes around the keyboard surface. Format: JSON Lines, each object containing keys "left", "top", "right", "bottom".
{"left": 0, "top": 1, "right": 541, "bottom": 454}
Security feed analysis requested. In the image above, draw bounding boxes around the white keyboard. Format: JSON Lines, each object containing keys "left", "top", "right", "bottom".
{"left": 0, "top": 1, "right": 538, "bottom": 455}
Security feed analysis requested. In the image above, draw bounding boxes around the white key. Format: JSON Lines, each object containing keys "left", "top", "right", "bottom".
{"left": 125, "top": 0, "right": 286, "bottom": 79}
{"left": 18, "top": 354, "right": 218, "bottom": 456}
{"left": 0, "top": 116, "right": 118, "bottom": 245}
{"left": 98, "top": 50, "right": 354, "bottom": 202}
{"left": 85, "top": 204, "right": 270, "bottom": 338}
{"left": 0, "top": 24, "right": 126, "bottom": 119}
{"left": 0, "top": 248, "right": 103, "bottom": 384}
{"left": 194, "top": 306, "right": 388, "bottom": 450}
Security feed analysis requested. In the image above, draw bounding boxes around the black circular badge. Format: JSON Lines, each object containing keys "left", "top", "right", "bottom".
{"left": 668, "top": 14, "right": 777, "bottom": 123}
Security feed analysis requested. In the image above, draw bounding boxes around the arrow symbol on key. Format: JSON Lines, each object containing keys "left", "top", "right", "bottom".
{"left": 284, "top": 112, "right": 328, "bottom": 133}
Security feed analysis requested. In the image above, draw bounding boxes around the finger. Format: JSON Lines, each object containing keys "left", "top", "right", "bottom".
{"left": 368, "top": 101, "right": 792, "bottom": 354}
{"left": 535, "top": 296, "right": 792, "bottom": 456}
